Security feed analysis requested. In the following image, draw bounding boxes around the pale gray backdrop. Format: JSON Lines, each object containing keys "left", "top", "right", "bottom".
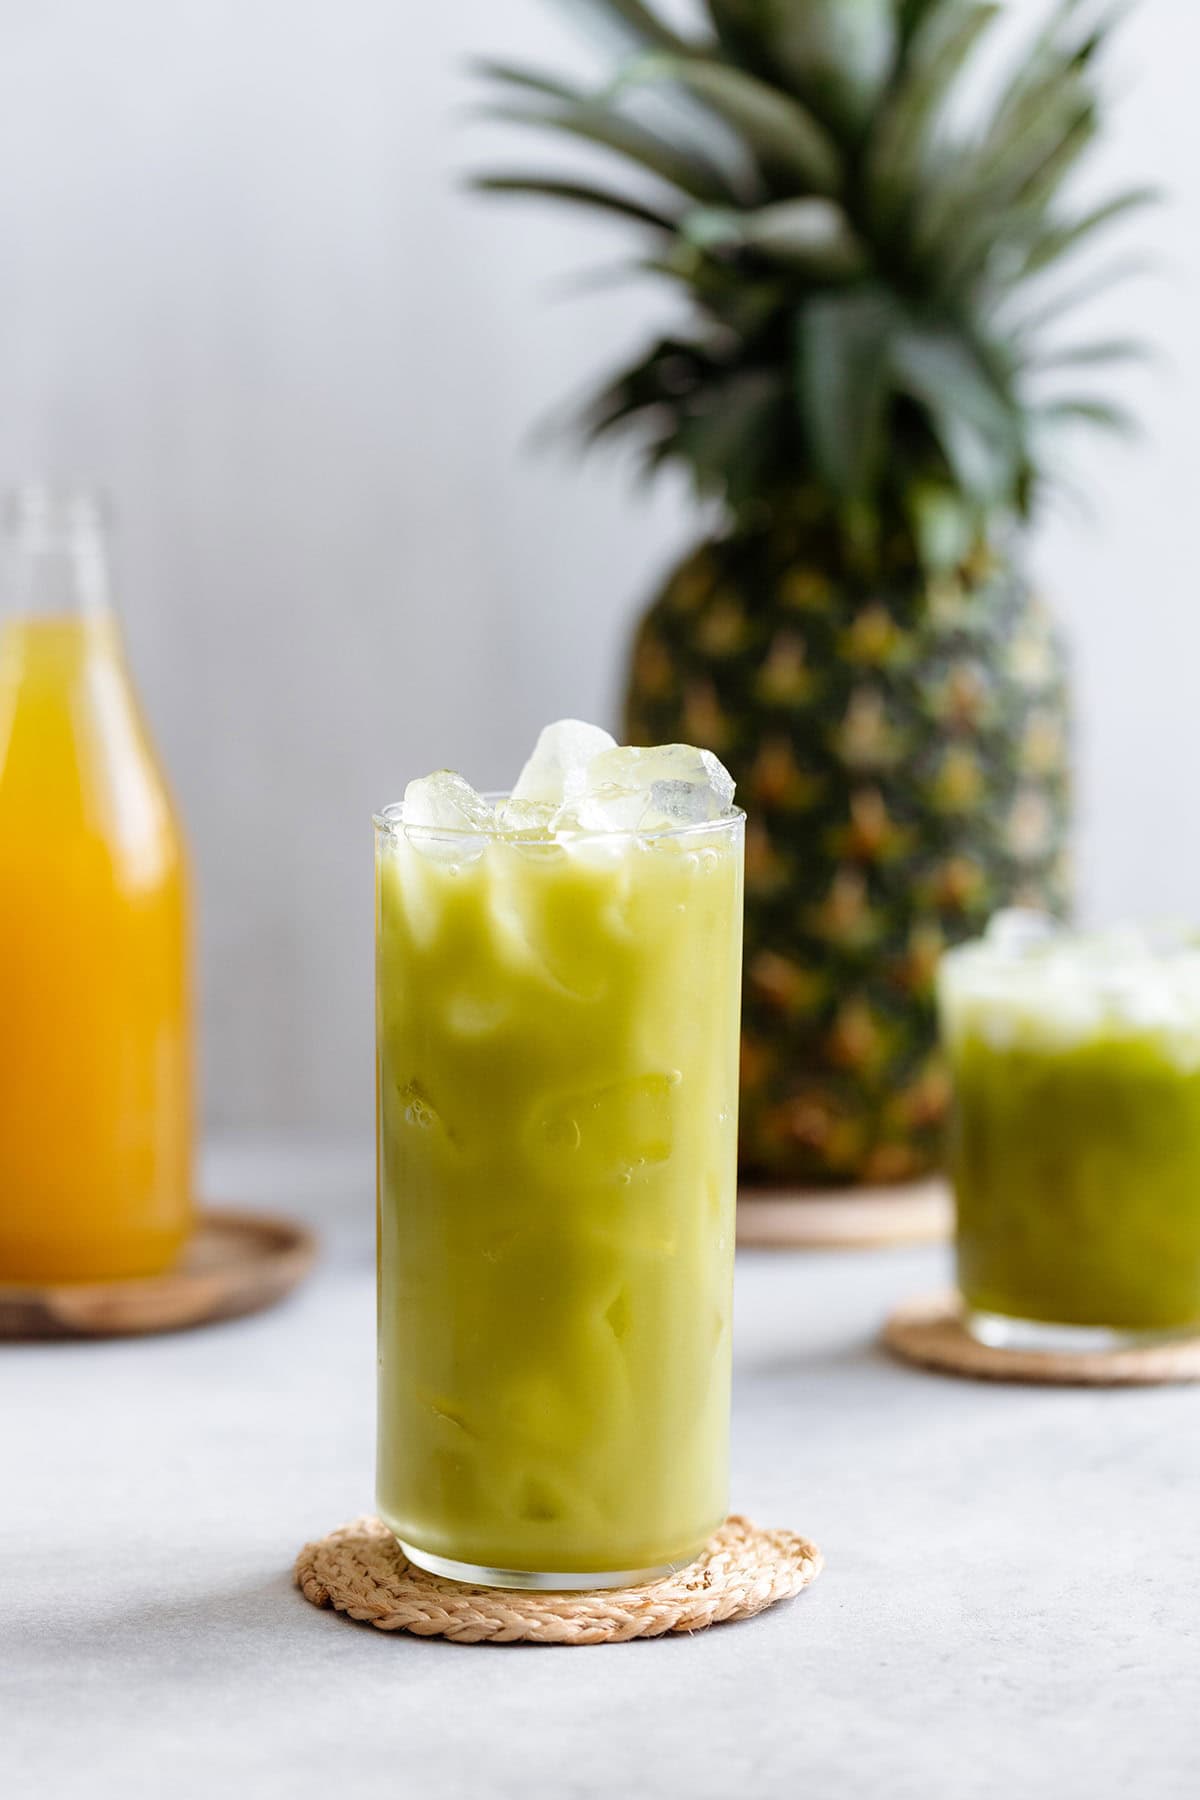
{"left": 0, "top": 0, "right": 1194, "bottom": 1138}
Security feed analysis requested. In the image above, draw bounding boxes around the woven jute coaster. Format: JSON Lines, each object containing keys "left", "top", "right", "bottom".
{"left": 294, "top": 1513, "right": 823, "bottom": 1645}
{"left": 883, "top": 1291, "right": 1200, "bottom": 1386}
{"left": 737, "top": 1176, "right": 952, "bottom": 1250}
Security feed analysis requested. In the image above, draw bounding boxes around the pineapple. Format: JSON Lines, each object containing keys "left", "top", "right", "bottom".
{"left": 478, "top": 0, "right": 1148, "bottom": 1185}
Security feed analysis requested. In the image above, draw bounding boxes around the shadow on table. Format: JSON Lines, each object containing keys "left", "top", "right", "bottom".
{"left": 14, "top": 1569, "right": 314, "bottom": 1665}
{"left": 736, "top": 1332, "right": 896, "bottom": 1385}
{"left": 19, "top": 1565, "right": 752, "bottom": 1661}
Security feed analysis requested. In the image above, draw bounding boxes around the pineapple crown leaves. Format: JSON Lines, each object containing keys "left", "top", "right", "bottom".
{"left": 474, "top": 0, "right": 1156, "bottom": 562}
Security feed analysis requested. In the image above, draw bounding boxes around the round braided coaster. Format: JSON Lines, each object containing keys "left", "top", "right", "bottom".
{"left": 294, "top": 1513, "right": 823, "bottom": 1645}
{"left": 883, "top": 1291, "right": 1200, "bottom": 1386}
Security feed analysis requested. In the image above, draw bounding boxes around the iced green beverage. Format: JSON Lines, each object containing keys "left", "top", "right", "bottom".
{"left": 375, "top": 724, "right": 744, "bottom": 1587}
{"left": 940, "top": 914, "right": 1200, "bottom": 1348}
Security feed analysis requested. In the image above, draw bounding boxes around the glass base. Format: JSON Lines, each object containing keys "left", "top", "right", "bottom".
{"left": 965, "top": 1308, "right": 1200, "bottom": 1356}
{"left": 397, "top": 1538, "right": 693, "bottom": 1592}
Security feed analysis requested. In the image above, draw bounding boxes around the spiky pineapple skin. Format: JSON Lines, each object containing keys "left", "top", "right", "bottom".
{"left": 624, "top": 524, "right": 1071, "bottom": 1186}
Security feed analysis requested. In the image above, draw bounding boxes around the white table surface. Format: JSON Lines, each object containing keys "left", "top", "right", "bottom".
{"left": 5, "top": 1139, "right": 1198, "bottom": 1800}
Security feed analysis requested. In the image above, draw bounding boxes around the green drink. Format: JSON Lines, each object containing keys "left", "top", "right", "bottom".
{"left": 941, "top": 915, "right": 1200, "bottom": 1349}
{"left": 375, "top": 725, "right": 744, "bottom": 1587}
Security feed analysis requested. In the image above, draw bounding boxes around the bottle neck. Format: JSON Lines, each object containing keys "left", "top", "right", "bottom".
{"left": 0, "top": 486, "right": 113, "bottom": 621}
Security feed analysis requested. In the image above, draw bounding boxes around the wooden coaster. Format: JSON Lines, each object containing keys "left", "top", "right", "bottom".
{"left": 0, "top": 1207, "right": 317, "bottom": 1340}
{"left": 737, "top": 1176, "right": 952, "bottom": 1250}
{"left": 294, "top": 1514, "right": 823, "bottom": 1645}
{"left": 883, "top": 1291, "right": 1200, "bottom": 1386}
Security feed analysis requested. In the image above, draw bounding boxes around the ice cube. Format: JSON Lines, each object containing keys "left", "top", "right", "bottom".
{"left": 946, "top": 911, "right": 1200, "bottom": 1061}
{"left": 534, "top": 1073, "right": 678, "bottom": 1180}
{"left": 551, "top": 788, "right": 652, "bottom": 834}
{"left": 581, "top": 744, "right": 736, "bottom": 829}
{"left": 494, "top": 796, "right": 557, "bottom": 834}
{"left": 403, "top": 770, "right": 494, "bottom": 861}
{"left": 984, "top": 908, "right": 1060, "bottom": 958}
{"left": 512, "top": 719, "right": 617, "bottom": 806}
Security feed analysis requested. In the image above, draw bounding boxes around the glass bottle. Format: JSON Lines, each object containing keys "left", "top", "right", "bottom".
{"left": 0, "top": 486, "right": 193, "bottom": 1282}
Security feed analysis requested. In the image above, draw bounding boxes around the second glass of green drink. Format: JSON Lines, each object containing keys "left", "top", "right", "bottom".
{"left": 375, "top": 727, "right": 744, "bottom": 1588}
{"left": 940, "top": 913, "right": 1200, "bottom": 1351}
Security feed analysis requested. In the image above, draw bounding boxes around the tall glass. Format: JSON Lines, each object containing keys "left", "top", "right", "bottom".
{"left": 375, "top": 798, "right": 744, "bottom": 1588}
{"left": 0, "top": 487, "right": 193, "bottom": 1282}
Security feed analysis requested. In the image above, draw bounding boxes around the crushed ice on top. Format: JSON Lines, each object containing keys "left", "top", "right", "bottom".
{"left": 942, "top": 910, "right": 1200, "bottom": 1056}
{"left": 400, "top": 719, "right": 737, "bottom": 858}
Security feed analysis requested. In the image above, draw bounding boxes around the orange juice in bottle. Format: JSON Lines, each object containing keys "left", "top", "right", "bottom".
{"left": 0, "top": 487, "right": 193, "bottom": 1281}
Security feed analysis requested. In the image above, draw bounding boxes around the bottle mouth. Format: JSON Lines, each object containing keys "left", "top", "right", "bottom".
{"left": 4, "top": 483, "right": 109, "bottom": 542}
{"left": 0, "top": 483, "right": 112, "bottom": 616}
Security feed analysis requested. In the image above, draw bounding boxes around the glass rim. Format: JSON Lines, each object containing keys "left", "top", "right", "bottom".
{"left": 940, "top": 915, "right": 1200, "bottom": 983}
{"left": 373, "top": 791, "right": 746, "bottom": 845}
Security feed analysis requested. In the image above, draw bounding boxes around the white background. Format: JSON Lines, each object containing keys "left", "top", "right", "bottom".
{"left": 0, "top": 0, "right": 1193, "bottom": 1137}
